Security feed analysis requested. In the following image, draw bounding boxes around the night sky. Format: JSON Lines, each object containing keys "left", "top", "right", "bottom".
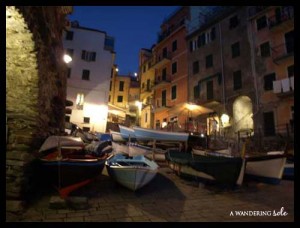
{"left": 68, "top": 6, "right": 180, "bottom": 76}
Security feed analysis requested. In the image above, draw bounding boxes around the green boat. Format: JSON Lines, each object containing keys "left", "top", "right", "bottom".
{"left": 165, "top": 149, "right": 245, "bottom": 186}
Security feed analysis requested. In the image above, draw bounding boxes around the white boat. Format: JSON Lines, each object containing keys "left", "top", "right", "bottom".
{"left": 245, "top": 151, "right": 287, "bottom": 184}
{"left": 118, "top": 125, "right": 136, "bottom": 139}
{"left": 132, "top": 126, "right": 189, "bottom": 141}
{"left": 110, "top": 130, "right": 129, "bottom": 142}
{"left": 111, "top": 141, "right": 154, "bottom": 157}
{"left": 105, "top": 154, "right": 159, "bottom": 191}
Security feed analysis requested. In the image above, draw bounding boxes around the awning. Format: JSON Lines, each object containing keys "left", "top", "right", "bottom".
{"left": 168, "top": 102, "right": 214, "bottom": 117}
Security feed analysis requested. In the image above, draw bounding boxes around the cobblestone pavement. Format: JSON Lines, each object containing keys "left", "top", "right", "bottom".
{"left": 6, "top": 162, "right": 294, "bottom": 222}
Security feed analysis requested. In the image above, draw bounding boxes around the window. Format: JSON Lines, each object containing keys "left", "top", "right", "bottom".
{"left": 83, "top": 117, "right": 90, "bottom": 124}
{"left": 193, "top": 61, "right": 199, "bottom": 74}
{"left": 260, "top": 42, "right": 270, "bottom": 57}
{"left": 263, "top": 111, "right": 275, "bottom": 136}
{"left": 109, "top": 81, "right": 112, "bottom": 91}
{"left": 206, "top": 81, "right": 213, "bottom": 100}
{"left": 119, "top": 81, "right": 124, "bottom": 91}
{"left": 229, "top": 15, "right": 239, "bottom": 29}
{"left": 108, "top": 95, "right": 111, "bottom": 102}
{"left": 171, "top": 85, "right": 177, "bottom": 100}
{"left": 172, "top": 40, "right": 177, "bottom": 52}
{"left": 146, "top": 79, "right": 151, "bottom": 91}
{"left": 256, "top": 15, "right": 267, "bottom": 30}
{"left": 231, "top": 42, "right": 240, "bottom": 58}
{"left": 189, "top": 39, "right": 197, "bottom": 52}
{"left": 233, "top": 70, "right": 242, "bottom": 90}
{"left": 172, "top": 62, "right": 177, "bottom": 74}
{"left": 162, "top": 68, "right": 167, "bottom": 80}
{"left": 162, "top": 47, "right": 168, "bottom": 58}
{"left": 76, "top": 93, "right": 84, "bottom": 110}
{"left": 82, "top": 127, "right": 90, "bottom": 132}
{"left": 117, "top": 96, "right": 123, "bottom": 102}
{"left": 82, "top": 69, "right": 90, "bottom": 80}
{"left": 198, "top": 33, "right": 206, "bottom": 47}
{"left": 143, "top": 65, "right": 146, "bottom": 73}
{"left": 81, "top": 50, "right": 96, "bottom": 62}
{"left": 287, "top": 65, "right": 294, "bottom": 77}
{"left": 264, "top": 73, "right": 276, "bottom": 91}
{"left": 194, "top": 84, "right": 200, "bottom": 99}
{"left": 206, "top": 54, "right": 213, "bottom": 68}
{"left": 65, "top": 115, "right": 70, "bottom": 122}
{"left": 210, "top": 27, "right": 216, "bottom": 41}
{"left": 162, "top": 90, "right": 167, "bottom": 106}
{"left": 145, "top": 112, "right": 148, "bottom": 123}
{"left": 66, "top": 48, "right": 74, "bottom": 57}
{"left": 65, "top": 31, "right": 73, "bottom": 40}
{"left": 67, "top": 68, "right": 71, "bottom": 78}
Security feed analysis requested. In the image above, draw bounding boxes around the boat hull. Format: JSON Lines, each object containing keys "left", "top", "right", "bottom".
{"left": 165, "top": 150, "right": 245, "bottom": 186}
{"left": 105, "top": 154, "right": 159, "bottom": 191}
{"left": 245, "top": 154, "right": 286, "bottom": 184}
{"left": 132, "top": 126, "right": 189, "bottom": 141}
{"left": 39, "top": 157, "right": 106, "bottom": 198}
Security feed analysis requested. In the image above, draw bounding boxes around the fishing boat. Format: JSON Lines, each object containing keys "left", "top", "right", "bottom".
{"left": 105, "top": 154, "right": 159, "bottom": 191}
{"left": 165, "top": 149, "right": 245, "bottom": 186}
{"left": 118, "top": 125, "right": 136, "bottom": 139}
{"left": 37, "top": 136, "right": 108, "bottom": 198}
{"left": 245, "top": 151, "right": 287, "bottom": 184}
{"left": 132, "top": 126, "right": 189, "bottom": 141}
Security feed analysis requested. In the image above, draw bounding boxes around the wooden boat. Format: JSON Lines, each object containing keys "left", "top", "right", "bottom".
{"left": 165, "top": 149, "right": 245, "bottom": 186}
{"left": 132, "top": 126, "right": 189, "bottom": 141}
{"left": 244, "top": 151, "right": 287, "bottom": 184}
{"left": 37, "top": 136, "right": 108, "bottom": 199}
{"left": 118, "top": 125, "right": 136, "bottom": 139}
{"left": 105, "top": 154, "right": 159, "bottom": 191}
{"left": 192, "top": 148, "right": 233, "bottom": 157}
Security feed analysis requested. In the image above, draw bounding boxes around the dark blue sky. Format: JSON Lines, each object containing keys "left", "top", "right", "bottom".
{"left": 68, "top": 6, "right": 180, "bottom": 75}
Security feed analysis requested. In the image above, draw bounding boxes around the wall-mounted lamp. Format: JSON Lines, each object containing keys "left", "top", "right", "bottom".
{"left": 221, "top": 113, "right": 230, "bottom": 125}
{"left": 63, "top": 54, "right": 72, "bottom": 63}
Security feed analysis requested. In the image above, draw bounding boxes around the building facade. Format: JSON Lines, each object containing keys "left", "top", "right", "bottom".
{"left": 138, "top": 48, "right": 155, "bottom": 128}
{"left": 151, "top": 6, "right": 191, "bottom": 131}
{"left": 187, "top": 6, "right": 256, "bottom": 137}
{"left": 247, "top": 6, "right": 294, "bottom": 138}
{"left": 63, "top": 21, "right": 115, "bottom": 133}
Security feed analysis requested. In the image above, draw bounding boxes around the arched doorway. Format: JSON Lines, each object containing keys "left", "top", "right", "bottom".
{"left": 232, "top": 96, "right": 254, "bottom": 134}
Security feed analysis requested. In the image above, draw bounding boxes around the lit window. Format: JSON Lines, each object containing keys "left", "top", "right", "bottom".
{"left": 76, "top": 93, "right": 84, "bottom": 110}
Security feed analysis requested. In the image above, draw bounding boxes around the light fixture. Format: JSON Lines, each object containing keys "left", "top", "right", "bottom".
{"left": 221, "top": 113, "right": 230, "bottom": 125}
{"left": 134, "top": 72, "right": 137, "bottom": 77}
{"left": 63, "top": 54, "right": 72, "bottom": 63}
{"left": 116, "top": 68, "right": 119, "bottom": 72}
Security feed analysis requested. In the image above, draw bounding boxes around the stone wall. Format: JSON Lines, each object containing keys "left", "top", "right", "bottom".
{"left": 6, "top": 6, "right": 72, "bottom": 213}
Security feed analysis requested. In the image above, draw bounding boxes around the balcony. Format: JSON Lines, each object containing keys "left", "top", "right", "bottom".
{"left": 151, "top": 52, "right": 172, "bottom": 70}
{"left": 268, "top": 7, "right": 294, "bottom": 32}
{"left": 248, "top": 6, "right": 269, "bottom": 19}
{"left": 141, "top": 82, "right": 154, "bottom": 97}
{"left": 273, "top": 76, "right": 294, "bottom": 97}
{"left": 271, "top": 42, "right": 294, "bottom": 64}
{"left": 152, "top": 78, "right": 171, "bottom": 90}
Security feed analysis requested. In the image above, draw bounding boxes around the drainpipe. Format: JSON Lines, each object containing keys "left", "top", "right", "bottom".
{"left": 248, "top": 15, "right": 260, "bottom": 111}
{"left": 218, "top": 22, "right": 226, "bottom": 112}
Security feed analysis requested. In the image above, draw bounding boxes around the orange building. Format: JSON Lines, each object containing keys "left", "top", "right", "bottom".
{"left": 248, "top": 6, "right": 294, "bottom": 137}
{"left": 151, "top": 6, "right": 191, "bottom": 131}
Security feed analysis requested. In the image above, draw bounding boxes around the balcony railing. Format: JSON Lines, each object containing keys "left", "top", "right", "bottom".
{"left": 152, "top": 52, "right": 172, "bottom": 70}
{"left": 271, "top": 42, "right": 294, "bottom": 63}
{"left": 273, "top": 76, "right": 294, "bottom": 96}
{"left": 268, "top": 6, "right": 294, "bottom": 30}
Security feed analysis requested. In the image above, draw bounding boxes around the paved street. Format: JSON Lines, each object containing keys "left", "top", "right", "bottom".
{"left": 7, "top": 161, "right": 294, "bottom": 222}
